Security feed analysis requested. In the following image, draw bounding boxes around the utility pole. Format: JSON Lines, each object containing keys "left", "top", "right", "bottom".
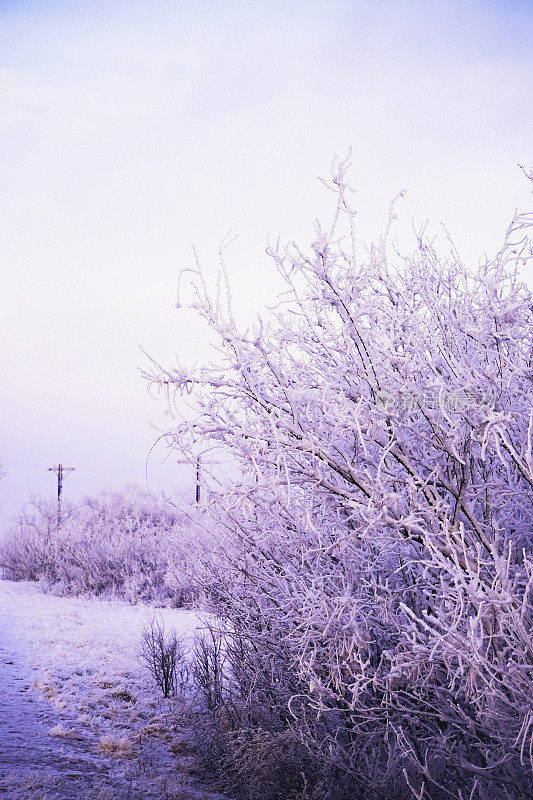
{"left": 47, "top": 464, "right": 75, "bottom": 529}
{"left": 174, "top": 454, "right": 214, "bottom": 504}
{"left": 196, "top": 456, "right": 201, "bottom": 504}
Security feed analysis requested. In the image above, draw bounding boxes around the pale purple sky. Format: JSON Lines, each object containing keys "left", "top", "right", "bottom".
{"left": 1, "top": 0, "right": 532, "bottom": 525}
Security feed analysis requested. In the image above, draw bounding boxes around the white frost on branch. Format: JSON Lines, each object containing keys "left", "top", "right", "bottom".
{"left": 144, "top": 158, "right": 533, "bottom": 800}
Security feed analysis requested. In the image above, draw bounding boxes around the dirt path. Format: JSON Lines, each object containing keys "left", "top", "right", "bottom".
{"left": 0, "top": 580, "right": 226, "bottom": 800}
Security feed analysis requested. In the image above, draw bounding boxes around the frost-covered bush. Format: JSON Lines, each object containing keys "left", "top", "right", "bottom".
{"left": 0, "top": 487, "right": 208, "bottom": 606}
{"left": 146, "top": 158, "right": 533, "bottom": 799}
{"left": 0, "top": 498, "right": 75, "bottom": 582}
{"left": 191, "top": 624, "right": 332, "bottom": 800}
{"left": 141, "top": 617, "right": 186, "bottom": 698}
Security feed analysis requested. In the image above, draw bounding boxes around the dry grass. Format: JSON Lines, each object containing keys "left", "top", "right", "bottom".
{"left": 48, "top": 723, "right": 85, "bottom": 740}
{"left": 97, "top": 734, "right": 134, "bottom": 756}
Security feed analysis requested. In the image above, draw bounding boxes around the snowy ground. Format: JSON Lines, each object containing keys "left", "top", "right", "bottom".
{"left": 0, "top": 580, "right": 229, "bottom": 800}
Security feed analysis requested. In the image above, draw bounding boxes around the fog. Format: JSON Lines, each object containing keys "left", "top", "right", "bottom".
{"left": 1, "top": 0, "right": 532, "bottom": 525}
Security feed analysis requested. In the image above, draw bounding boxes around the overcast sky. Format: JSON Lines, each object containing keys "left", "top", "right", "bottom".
{"left": 1, "top": 0, "right": 532, "bottom": 526}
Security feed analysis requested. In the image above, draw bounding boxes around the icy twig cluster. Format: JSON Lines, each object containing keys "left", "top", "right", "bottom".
{"left": 146, "top": 156, "right": 533, "bottom": 800}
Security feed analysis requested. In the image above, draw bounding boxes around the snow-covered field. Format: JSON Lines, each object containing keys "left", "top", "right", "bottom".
{"left": 0, "top": 580, "right": 228, "bottom": 800}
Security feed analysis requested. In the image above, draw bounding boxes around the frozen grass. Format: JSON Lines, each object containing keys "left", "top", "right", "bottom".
{"left": 0, "top": 578, "right": 230, "bottom": 800}
{"left": 97, "top": 735, "right": 134, "bottom": 756}
{"left": 48, "top": 723, "right": 85, "bottom": 739}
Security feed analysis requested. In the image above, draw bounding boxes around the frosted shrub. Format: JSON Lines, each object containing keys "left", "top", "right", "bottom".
{"left": 146, "top": 157, "right": 533, "bottom": 799}
{"left": 0, "top": 487, "right": 206, "bottom": 606}
{"left": 192, "top": 627, "right": 227, "bottom": 714}
{"left": 141, "top": 617, "right": 186, "bottom": 698}
{"left": 191, "top": 624, "right": 330, "bottom": 800}
{"left": 0, "top": 499, "right": 75, "bottom": 583}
